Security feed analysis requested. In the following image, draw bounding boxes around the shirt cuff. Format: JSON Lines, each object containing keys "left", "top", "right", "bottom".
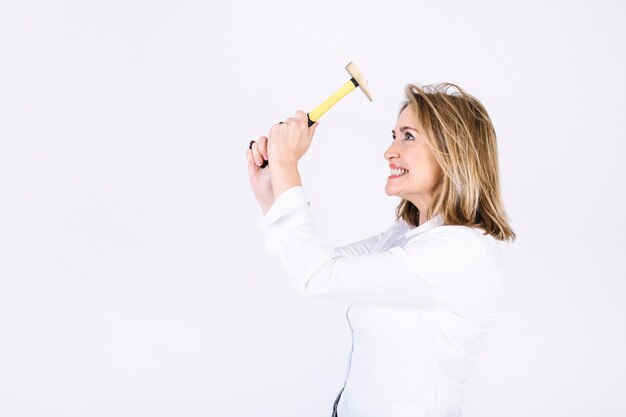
{"left": 258, "top": 186, "right": 310, "bottom": 232}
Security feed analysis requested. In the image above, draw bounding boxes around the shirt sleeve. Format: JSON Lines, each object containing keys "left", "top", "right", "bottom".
{"left": 259, "top": 186, "right": 500, "bottom": 309}
{"left": 334, "top": 233, "right": 383, "bottom": 257}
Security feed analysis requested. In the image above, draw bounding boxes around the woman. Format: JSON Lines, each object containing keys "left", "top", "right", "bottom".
{"left": 246, "top": 83, "right": 515, "bottom": 417}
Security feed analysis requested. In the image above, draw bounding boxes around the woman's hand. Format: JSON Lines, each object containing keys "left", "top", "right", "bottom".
{"left": 247, "top": 110, "right": 319, "bottom": 212}
{"left": 267, "top": 111, "right": 318, "bottom": 200}
{"left": 246, "top": 136, "right": 274, "bottom": 214}
{"left": 267, "top": 110, "right": 318, "bottom": 167}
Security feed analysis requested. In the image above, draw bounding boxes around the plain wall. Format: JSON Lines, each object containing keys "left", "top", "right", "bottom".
{"left": 1, "top": 0, "right": 625, "bottom": 416}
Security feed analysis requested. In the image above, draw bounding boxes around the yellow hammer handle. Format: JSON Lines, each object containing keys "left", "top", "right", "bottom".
{"left": 307, "top": 79, "right": 357, "bottom": 125}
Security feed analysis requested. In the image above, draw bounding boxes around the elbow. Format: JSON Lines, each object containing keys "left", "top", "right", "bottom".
{"left": 284, "top": 249, "right": 340, "bottom": 297}
{"left": 292, "top": 261, "right": 335, "bottom": 297}
{"left": 295, "top": 275, "right": 328, "bottom": 297}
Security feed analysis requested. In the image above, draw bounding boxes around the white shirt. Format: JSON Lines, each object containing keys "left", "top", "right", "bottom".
{"left": 259, "top": 186, "right": 503, "bottom": 417}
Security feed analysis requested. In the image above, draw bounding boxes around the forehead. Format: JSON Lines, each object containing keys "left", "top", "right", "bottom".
{"left": 395, "top": 106, "right": 421, "bottom": 130}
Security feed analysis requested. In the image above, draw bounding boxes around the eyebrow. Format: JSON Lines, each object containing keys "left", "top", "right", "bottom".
{"left": 392, "top": 126, "right": 419, "bottom": 135}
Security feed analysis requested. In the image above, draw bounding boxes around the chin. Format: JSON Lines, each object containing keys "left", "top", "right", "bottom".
{"left": 384, "top": 188, "right": 399, "bottom": 198}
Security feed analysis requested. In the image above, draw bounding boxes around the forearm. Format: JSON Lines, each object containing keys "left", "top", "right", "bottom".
{"left": 270, "top": 162, "right": 302, "bottom": 200}
{"left": 257, "top": 195, "right": 274, "bottom": 215}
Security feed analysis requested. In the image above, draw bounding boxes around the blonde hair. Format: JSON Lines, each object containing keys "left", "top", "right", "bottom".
{"left": 396, "top": 83, "right": 515, "bottom": 241}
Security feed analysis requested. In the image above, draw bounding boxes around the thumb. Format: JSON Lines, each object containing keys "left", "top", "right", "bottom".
{"left": 310, "top": 122, "right": 319, "bottom": 134}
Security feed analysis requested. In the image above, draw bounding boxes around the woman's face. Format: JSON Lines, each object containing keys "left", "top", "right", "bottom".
{"left": 384, "top": 107, "right": 443, "bottom": 209}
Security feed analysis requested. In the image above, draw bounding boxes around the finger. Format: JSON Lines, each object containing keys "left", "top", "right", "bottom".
{"left": 269, "top": 123, "right": 280, "bottom": 137}
{"left": 295, "top": 110, "right": 307, "bottom": 121}
{"left": 310, "top": 122, "right": 319, "bottom": 134}
{"left": 258, "top": 136, "right": 269, "bottom": 159}
{"left": 250, "top": 142, "right": 264, "bottom": 166}
{"left": 246, "top": 149, "right": 258, "bottom": 170}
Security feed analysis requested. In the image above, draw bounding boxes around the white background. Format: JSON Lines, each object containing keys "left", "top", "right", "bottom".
{"left": 1, "top": 1, "right": 625, "bottom": 416}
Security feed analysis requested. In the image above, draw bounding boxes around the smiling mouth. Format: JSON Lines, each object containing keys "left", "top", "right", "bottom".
{"left": 389, "top": 168, "right": 409, "bottom": 177}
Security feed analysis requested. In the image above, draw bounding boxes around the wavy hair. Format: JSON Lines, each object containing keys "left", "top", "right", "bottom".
{"left": 396, "top": 83, "right": 515, "bottom": 241}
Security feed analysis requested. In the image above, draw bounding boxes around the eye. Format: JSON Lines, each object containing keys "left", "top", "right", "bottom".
{"left": 404, "top": 132, "right": 414, "bottom": 140}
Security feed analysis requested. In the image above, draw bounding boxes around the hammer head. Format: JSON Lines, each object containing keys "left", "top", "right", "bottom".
{"left": 345, "top": 61, "right": 373, "bottom": 102}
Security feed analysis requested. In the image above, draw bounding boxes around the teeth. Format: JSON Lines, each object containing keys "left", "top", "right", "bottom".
{"left": 390, "top": 168, "right": 408, "bottom": 176}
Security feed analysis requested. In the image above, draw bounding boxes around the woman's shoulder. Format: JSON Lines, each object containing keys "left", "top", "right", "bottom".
{"left": 433, "top": 223, "right": 496, "bottom": 239}
{"left": 411, "top": 223, "right": 503, "bottom": 271}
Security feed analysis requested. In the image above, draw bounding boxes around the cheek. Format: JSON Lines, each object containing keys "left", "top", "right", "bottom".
{"left": 415, "top": 166, "right": 438, "bottom": 187}
{"left": 420, "top": 151, "right": 443, "bottom": 187}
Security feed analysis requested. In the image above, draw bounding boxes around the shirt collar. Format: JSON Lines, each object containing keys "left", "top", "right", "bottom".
{"left": 401, "top": 214, "right": 444, "bottom": 239}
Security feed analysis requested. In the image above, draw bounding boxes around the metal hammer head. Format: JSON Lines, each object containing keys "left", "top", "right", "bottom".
{"left": 345, "top": 61, "right": 373, "bottom": 102}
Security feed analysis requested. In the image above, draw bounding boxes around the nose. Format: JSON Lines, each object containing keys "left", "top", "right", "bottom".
{"left": 384, "top": 141, "right": 399, "bottom": 161}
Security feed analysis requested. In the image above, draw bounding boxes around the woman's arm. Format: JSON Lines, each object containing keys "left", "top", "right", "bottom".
{"left": 247, "top": 111, "right": 317, "bottom": 214}
{"left": 270, "top": 162, "right": 302, "bottom": 201}
{"left": 334, "top": 233, "right": 383, "bottom": 257}
{"left": 261, "top": 187, "right": 502, "bottom": 309}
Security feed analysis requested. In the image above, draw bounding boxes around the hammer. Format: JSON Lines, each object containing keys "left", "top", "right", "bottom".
{"left": 258, "top": 61, "right": 373, "bottom": 168}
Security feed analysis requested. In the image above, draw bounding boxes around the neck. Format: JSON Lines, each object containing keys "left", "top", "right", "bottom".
{"left": 409, "top": 197, "right": 431, "bottom": 227}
